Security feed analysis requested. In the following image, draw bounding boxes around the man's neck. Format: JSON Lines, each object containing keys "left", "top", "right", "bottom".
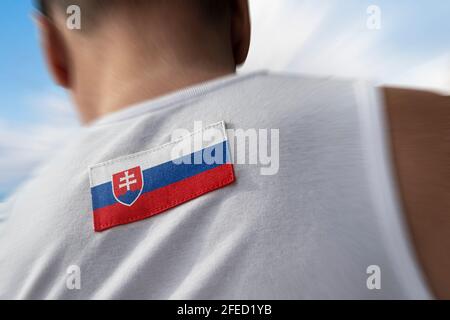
{"left": 65, "top": 11, "right": 236, "bottom": 124}
{"left": 74, "top": 63, "right": 235, "bottom": 124}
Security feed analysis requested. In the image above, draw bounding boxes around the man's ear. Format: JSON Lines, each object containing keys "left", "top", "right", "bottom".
{"left": 35, "top": 14, "right": 71, "bottom": 88}
{"left": 230, "top": 0, "right": 251, "bottom": 66}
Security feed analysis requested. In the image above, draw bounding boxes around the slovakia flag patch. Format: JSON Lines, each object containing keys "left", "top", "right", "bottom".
{"left": 89, "top": 121, "right": 235, "bottom": 232}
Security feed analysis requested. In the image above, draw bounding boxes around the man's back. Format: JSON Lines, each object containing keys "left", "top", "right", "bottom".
{"left": 0, "top": 72, "right": 431, "bottom": 299}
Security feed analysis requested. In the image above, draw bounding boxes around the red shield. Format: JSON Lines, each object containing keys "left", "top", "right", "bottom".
{"left": 112, "top": 166, "right": 144, "bottom": 206}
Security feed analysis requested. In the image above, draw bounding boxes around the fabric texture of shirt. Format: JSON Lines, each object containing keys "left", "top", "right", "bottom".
{"left": 0, "top": 72, "right": 431, "bottom": 299}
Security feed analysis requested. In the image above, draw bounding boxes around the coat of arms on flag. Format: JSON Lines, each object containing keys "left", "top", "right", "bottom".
{"left": 112, "top": 166, "right": 143, "bottom": 206}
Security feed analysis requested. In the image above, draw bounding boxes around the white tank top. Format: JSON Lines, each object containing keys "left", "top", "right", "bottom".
{"left": 0, "top": 72, "right": 431, "bottom": 299}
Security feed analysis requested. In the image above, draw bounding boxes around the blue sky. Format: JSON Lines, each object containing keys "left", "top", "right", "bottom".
{"left": 0, "top": 1, "right": 77, "bottom": 201}
{"left": 0, "top": 0, "right": 449, "bottom": 200}
{"left": 0, "top": 1, "right": 60, "bottom": 124}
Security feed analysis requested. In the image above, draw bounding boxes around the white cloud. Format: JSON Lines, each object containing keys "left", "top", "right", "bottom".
{"left": 0, "top": 92, "right": 79, "bottom": 199}
{"left": 24, "top": 91, "right": 78, "bottom": 124}
{"left": 243, "top": 0, "right": 449, "bottom": 93}
{"left": 385, "top": 54, "right": 450, "bottom": 94}
{"left": 243, "top": 0, "right": 332, "bottom": 72}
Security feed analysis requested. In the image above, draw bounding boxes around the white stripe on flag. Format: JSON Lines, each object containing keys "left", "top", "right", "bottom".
{"left": 89, "top": 121, "right": 228, "bottom": 187}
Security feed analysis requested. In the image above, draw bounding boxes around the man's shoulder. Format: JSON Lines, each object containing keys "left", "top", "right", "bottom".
{"left": 382, "top": 86, "right": 450, "bottom": 298}
{"left": 234, "top": 71, "right": 361, "bottom": 98}
{"left": 209, "top": 72, "right": 365, "bottom": 126}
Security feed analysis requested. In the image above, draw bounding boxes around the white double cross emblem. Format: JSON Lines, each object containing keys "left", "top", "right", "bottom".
{"left": 119, "top": 171, "right": 137, "bottom": 191}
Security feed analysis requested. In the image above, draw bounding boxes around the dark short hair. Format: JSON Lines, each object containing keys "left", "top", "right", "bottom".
{"left": 35, "top": 0, "right": 98, "bottom": 18}
{"left": 35, "top": 0, "right": 230, "bottom": 22}
{"left": 35, "top": 0, "right": 48, "bottom": 16}
{"left": 35, "top": 0, "right": 232, "bottom": 36}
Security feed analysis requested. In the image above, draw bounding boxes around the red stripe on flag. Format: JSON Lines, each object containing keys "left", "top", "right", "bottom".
{"left": 93, "top": 164, "right": 235, "bottom": 231}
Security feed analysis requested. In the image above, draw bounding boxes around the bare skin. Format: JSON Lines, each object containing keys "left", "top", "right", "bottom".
{"left": 38, "top": 0, "right": 450, "bottom": 299}
{"left": 38, "top": 0, "right": 250, "bottom": 123}
{"left": 384, "top": 88, "right": 450, "bottom": 299}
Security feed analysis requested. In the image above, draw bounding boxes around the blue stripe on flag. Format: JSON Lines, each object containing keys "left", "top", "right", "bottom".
{"left": 91, "top": 141, "right": 230, "bottom": 210}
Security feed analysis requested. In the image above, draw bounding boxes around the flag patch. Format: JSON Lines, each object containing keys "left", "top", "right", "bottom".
{"left": 89, "top": 121, "right": 235, "bottom": 232}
